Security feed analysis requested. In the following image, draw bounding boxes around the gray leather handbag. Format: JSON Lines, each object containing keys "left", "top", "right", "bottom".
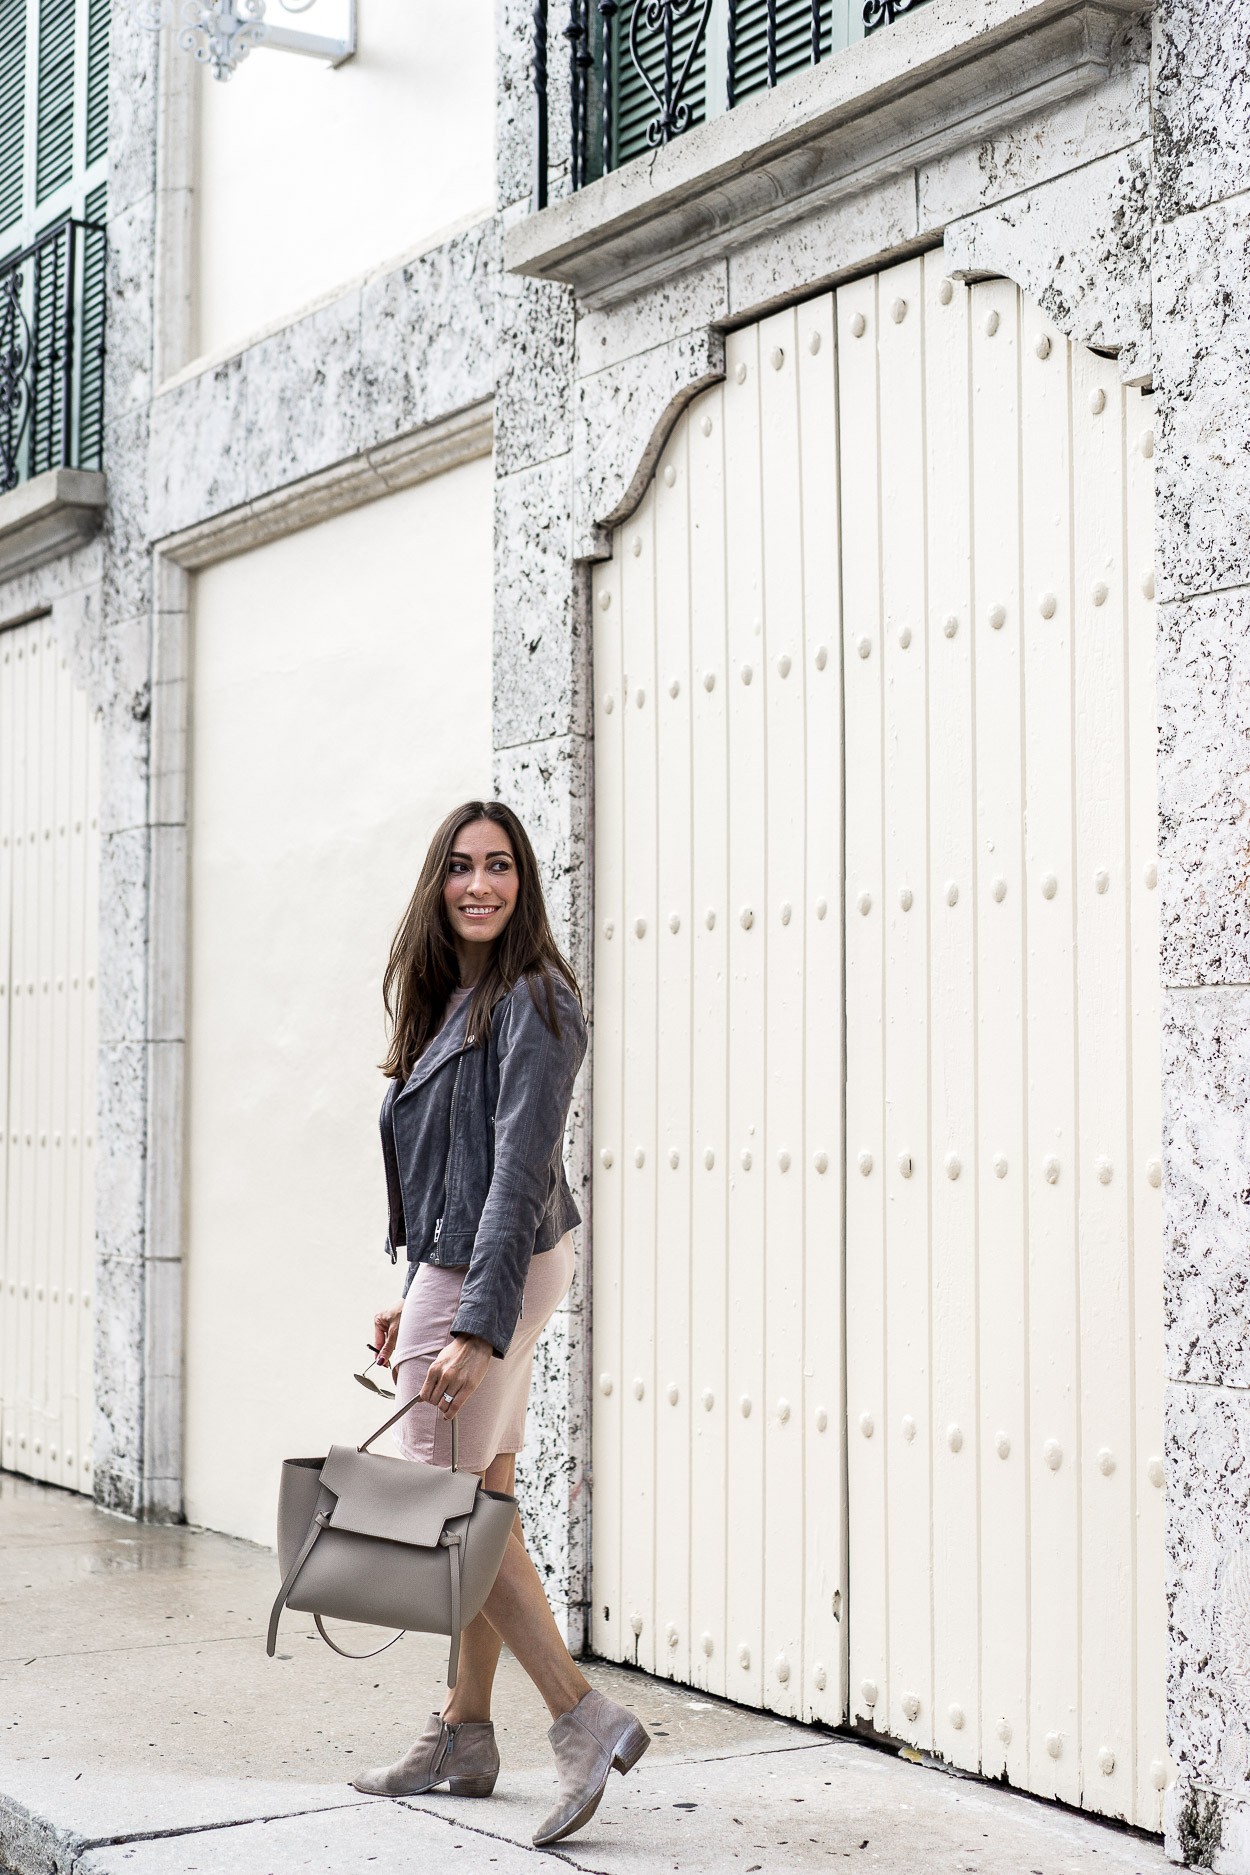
{"left": 266, "top": 1396, "right": 516, "bottom": 1686}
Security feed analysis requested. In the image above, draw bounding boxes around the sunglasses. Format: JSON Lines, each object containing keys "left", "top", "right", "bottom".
{"left": 354, "top": 1345, "right": 396, "bottom": 1399}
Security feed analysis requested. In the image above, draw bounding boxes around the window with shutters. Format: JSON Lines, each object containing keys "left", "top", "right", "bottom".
{"left": 0, "top": 0, "right": 107, "bottom": 489}
{"left": 568, "top": 0, "right": 929, "bottom": 193}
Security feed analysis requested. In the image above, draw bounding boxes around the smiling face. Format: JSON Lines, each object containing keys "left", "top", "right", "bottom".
{"left": 443, "top": 818, "right": 520, "bottom": 969}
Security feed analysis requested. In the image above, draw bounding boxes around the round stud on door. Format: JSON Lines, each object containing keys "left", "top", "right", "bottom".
{"left": 770, "top": 346, "right": 785, "bottom": 371}
{"left": 634, "top": 1147, "right": 645, "bottom": 1168}
{"left": 1094, "top": 868, "right": 1110, "bottom": 894}
{"left": 741, "top": 1149, "right": 752, "bottom": 1170}
{"left": 604, "top": 694, "right": 615, "bottom": 715}
{"left": 775, "top": 1655, "right": 791, "bottom": 1682}
{"left": 633, "top": 1377, "right": 645, "bottom": 1400}
{"left": 1151, "top": 1760, "right": 1169, "bottom": 1791}
{"left": 1039, "top": 592, "right": 1058, "bottom": 620}
{"left": 631, "top": 533, "right": 643, "bottom": 557}
{"left": 856, "top": 891, "right": 872, "bottom": 916}
{"left": 669, "top": 1149, "right": 680, "bottom": 1168}
{"left": 704, "top": 1148, "right": 715, "bottom": 1170}
{"left": 1097, "top": 1447, "right": 1116, "bottom": 1476}
{"left": 902, "top": 1692, "right": 921, "bottom": 1723}
{"left": 984, "top": 309, "right": 1000, "bottom": 337}
{"left": 778, "top": 1149, "right": 791, "bottom": 1171}
{"left": 901, "top": 1414, "right": 916, "bottom": 1442}
{"left": 815, "top": 897, "right": 828, "bottom": 920}
{"left": 1147, "top": 1455, "right": 1165, "bottom": 1488}
{"left": 1144, "top": 862, "right": 1158, "bottom": 889}
{"left": 949, "top": 1704, "right": 965, "bottom": 1730}
{"left": 703, "top": 670, "right": 716, "bottom": 691}
{"left": 635, "top": 916, "right": 648, "bottom": 937}
{"left": 631, "top": 1612, "right": 644, "bottom": 1635}
{"left": 938, "top": 278, "right": 954, "bottom": 306}
{"left": 997, "top": 1717, "right": 1012, "bottom": 1746}
{"left": 814, "top": 1663, "right": 828, "bottom": 1691}
{"left": 599, "top": 1374, "right": 613, "bottom": 1396}
{"left": 891, "top": 298, "right": 907, "bottom": 325}
{"left": 947, "top": 1424, "right": 964, "bottom": 1453}
{"left": 945, "top": 880, "right": 959, "bottom": 907}
{"left": 1045, "top": 1733, "right": 1063, "bottom": 1760}
{"left": 598, "top": 588, "right": 611, "bottom": 611}
{"left": 993, "top": 1154, "right": 1008, "bottom": 1178}
{"left": 669, "top": 912, "right": 680, "bottom": 933}
{"left": 1035, "top": 334, "right": 1052, "bottom": 360}
{"left": 815, "top": 645, "right": 828, "bottom": 670}
{"left": 860, "top": 1680, "right": 878, "bottom": 1707}
{"left": 1098, "top": 1747, "right": 1116, "bottom": 1776}
{"left": 1140, "top": 427, "right": 1155, "bottom": 460}
{"left": 1040, "top": 873, "right": 1058, "bottom": 900}
{"left": 669, "top": 677, "right": 680, "bottom": 698}
{"left": 701, "top": 414, "right": 713, "bottom": 437}
{"left": 735, "top": 361, "right": 747, "bottom": 384}
{"left": 702, "top": 1389, "right": 714, "bottom": 1411}
{"left": 859, "top": 1412, "right": 874, "bottom": 1438}
{"left": 777, "top": 1399, "right": 791, "bottom": 1423}
{"left": 738, "top": 1644, "right": 751, "bottom": 1669}
{"left": 856, "top": 635, "right": 871, "bottom": 659}
{"left": 943, "top": 613, "right": 959, "bottom": 639}
{"left": 898, "top": 625, "right": 912, "bottom": 649}
{"left": 777, "top": 653, "right": 791, "bottom": 678}
{"left": 1097, "top": 1157, "right": 1113, "bottom": 1185}
{"left": 850, "top": 312, "right": 867, "bottom": 339}
{"left": 808, "top": 330, "right": 822, "bottom": 355}
{"left": 1043, "top": 1155, "right": 1060, "bottom": 1184}
{"left": 988, "top": 603, "right": 1006, "bottom": 630}
{"left": 1092, "top": 581, "right": 1108, "bottom": 607}
{"left": 740, "top": 906, "right": 754, "bottom": 929}
{"left": 1142, "top": 568, "right": 1156, "bottom": 600}
{"left": 1043, "top": 1439, "right": 1063, "bottom": 1471}
{"left": 779, "top": 902, "right": 792, "bottom": 926}
{"left": 701, "top": 1631, "right": 714, "bottom": 1655}
{"left": 1146, "top": 1158, "right": 1162, "bottom": 1188}
{"left": 815, "top": 1407, "right": 828, "bottom": 1432}
{"left": 705, "top": 907, "right": 716, "bottom": 928}
{"left": 900, "top": 887, "right": 913, "bottom": 911}
{"left": 995, "top": 1430, "right": 1011, "bottom": 1459}
{"left": 899, "top": 1153, "right": 913, "bottom": 1178}
{"left": 667, "top": 1384, "right": 679, "bottom": 1406}
{"left": 813, "top": 1151, "right": 828, "bottom": 1173}
{"left": 740, "top": 1397, "right": 753, "bottom": 1418}
{"left": 1090, "top": 388, "right": 1106, "bottom": 415}
{"left": 992, "top": 876, "right": 1007, "bottom": 903}
{"left": 635, "top": 687, "right": 645, "bottom": 709}
{"left": 945, "top": 1153, "right": 961, "bottom": 1180}
{"left": 858, "top": 1150, "right": 873, "bottom": 1176}
{"left": 740, "top": 663, "right": 753, "bottom": 685}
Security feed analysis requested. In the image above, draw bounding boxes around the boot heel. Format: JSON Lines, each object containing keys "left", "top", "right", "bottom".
{"left": 448, "top": 1773, "right": 498, "bottom": 1797}
{"left": 612, "top": 1722, "right": 650, "bottom": 1775}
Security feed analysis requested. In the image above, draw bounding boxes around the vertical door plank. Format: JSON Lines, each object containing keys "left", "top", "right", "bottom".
{"left": 759, "top": 304, "right": 808, "bottom": 1717}
{"left": 653, "top": 417, "right": 694, "bottom": 1686}
{"left": 591, "top": 536, "right": 626, "bottom": 1667}
{"left": 619, "top": 484, "right": 660, "bottom": 1673}
{"left": 1020, "top": 299, "right": 1082, "bottom": 1808}
{"left": 81, "top": 703, "right": 99, "bottom": 1491}
{"left": 796, "top": 289, "right": 846, "bottom": 1725}
{"left": 50, "top": 627, "right": 71, "bottom": 1488}
{"left": 923, "top": 253, "right": 980, "bottom": 1773}
{"left": 33, "top": 626, "right": 54, "bottom": 1480}
{"left": 13, "top": 629, "right": 35, "bottom": 1474}
{"left": 1126, "top": 391, "right": 1165, "bottom": 1831}
{"left": 688, "top": 380, "right": 731, "bottom": 1696}
{"left": 1071, "top": 344, "right": 1136, "bottom": 1818}
{"left": 723, "top": 319, "right": 768, "bottom": 1710}
{"left": 0, "top": 633, "right": 13, "bottom": 1469}
{"left": 838, "top": 272, "right": 888, "bottom": 1732}
{"left": 969, "top": 278, "right": 1029, "bottom": 1789}
{"left": 875, "top": 255, "right": 933, "bottom": 1748}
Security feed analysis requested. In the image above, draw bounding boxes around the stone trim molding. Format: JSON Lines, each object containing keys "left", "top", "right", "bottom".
{"left": 505, "top": 0, "right": 1146, "bottom": 309}
{"left": 158, "top": 400, "right": 494, "bottom": 569}
{"left": 0, "top": 468, "right": 108, "bottom": 584}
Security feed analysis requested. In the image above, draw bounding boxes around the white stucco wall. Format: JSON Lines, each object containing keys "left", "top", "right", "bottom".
{"left": 193, "top": 0, "right": 495, "bottom": 361}
{"left": 183, "top": 459, "right": 493, "bottom": 1547}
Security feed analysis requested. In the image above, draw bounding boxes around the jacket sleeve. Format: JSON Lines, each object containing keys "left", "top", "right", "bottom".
{"left": 451, "top": 974, "right": 586, "bottom": 1356}
{"left": 380, "top": 1079, "right": 405, "bottom": 1266}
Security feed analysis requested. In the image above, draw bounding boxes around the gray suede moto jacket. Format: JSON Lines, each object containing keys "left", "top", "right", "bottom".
{"left": 380, "top": 972, "right": 585, "bottom": 1358}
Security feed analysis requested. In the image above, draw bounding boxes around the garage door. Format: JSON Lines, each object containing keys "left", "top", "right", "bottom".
{"left": 0, "top": 616, "right": 101, "bottom": 1495}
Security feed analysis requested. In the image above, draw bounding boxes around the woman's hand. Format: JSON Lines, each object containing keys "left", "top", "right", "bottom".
{"left": 419, "top": 1333, "right": 493, "bottom": 1420}
{"left": 373, "top": 1301, "right": 404, "bottom": 1370}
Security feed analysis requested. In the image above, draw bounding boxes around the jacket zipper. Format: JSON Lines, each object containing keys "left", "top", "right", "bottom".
{"left": 433, "top": 1052, "right": 466, "bottom": 1248}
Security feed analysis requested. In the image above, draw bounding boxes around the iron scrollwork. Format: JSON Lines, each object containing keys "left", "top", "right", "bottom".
{"left": 628, "top": 0, "right": 713, "bottom": 148}
{"left": 863, "top": 0, "right": 928, "bottom": 29}
{"left": 0, "top": 266, "right": 31, "bottom": 495}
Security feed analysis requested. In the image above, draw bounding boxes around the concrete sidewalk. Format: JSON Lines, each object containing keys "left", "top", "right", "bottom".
{"left": 1, "top": 1473, "right": 1176, "bottom": 1875}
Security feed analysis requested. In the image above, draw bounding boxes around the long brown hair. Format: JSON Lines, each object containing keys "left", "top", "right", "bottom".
{"left": 381, "top": 800, "right": 581, "bottom": 1082}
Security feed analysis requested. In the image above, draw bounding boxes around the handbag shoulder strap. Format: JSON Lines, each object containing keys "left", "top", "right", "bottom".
{"left": 359, "top": 1396, "right": 461, "bottom": 1470}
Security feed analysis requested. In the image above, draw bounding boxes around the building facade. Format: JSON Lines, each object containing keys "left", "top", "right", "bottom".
{"left": 0, "top": 0, "right": 1244, "bottom": 1865}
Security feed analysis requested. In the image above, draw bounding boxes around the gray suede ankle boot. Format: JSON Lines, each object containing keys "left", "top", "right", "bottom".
{"left": 532, "top": 1688, "right": 650, "bottom": 1846}
{"left": 352, "top": 1711, "right": 499, "bottom": 1797}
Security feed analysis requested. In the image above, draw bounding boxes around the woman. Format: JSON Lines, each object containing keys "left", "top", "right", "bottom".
{"left": 352, "top": 801, "right": 649, "bottom": 1849}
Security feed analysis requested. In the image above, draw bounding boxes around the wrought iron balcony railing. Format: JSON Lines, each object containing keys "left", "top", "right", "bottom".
{"left": 0, "top": 214, "right": 107, "bottom": 495}
{"left": 533, "top": 0, "right": 932, "bottom": 205}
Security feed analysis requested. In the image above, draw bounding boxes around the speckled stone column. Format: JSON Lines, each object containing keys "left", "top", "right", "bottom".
{"left": 494, "top": 0, "right": 592, "bottom": 1647}
{"left": 1155, "top": 6, "right": 1250, "bottom": 1867}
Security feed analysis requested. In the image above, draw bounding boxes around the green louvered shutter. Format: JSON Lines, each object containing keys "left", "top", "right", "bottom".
{"left": 612, "top": 4, "right": 707, "bottom": 170}
{"left": 37, "top": 0, "right": 76, "bottom": 204}
{"left": 85, "top": 0, "right": 106, "bottom": 167}
{"left": 77, "top": 177, "right": 104, "bottom": 467}
{"left": 730, "top": 0, "right": 863, "bottom": 103}
{"left": 28, "top": 216, "right": 68, "bottom": 473}
{"left": 0, "top": 0, "right": 24, "bottom": 236}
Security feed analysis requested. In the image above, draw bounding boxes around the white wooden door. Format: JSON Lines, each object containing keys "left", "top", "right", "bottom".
{"left": 840, "top": 255, "right": 1164, "bottom": 1828}
{"left": 591, "top": 298, "right": 847, "bottom": 1724}
{"left": 591, "top": 260, "right": 1164, "bottom": 1826}
{"left": 0, "top": 616, "right": 100, "bottom": 1494}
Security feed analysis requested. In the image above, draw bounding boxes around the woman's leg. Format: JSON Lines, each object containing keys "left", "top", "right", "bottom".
{"left": 442, "top": 1451, "right": 591, "bottom": 1726}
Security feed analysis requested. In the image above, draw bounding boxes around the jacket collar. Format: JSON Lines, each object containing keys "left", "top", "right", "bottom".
{"left": 395, "top": 996, "right": 475, "bottom": 1101}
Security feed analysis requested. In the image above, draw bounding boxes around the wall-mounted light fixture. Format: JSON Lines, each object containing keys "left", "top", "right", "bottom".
{"left": 137, "top": 0, "right": 357, "bottom": 82}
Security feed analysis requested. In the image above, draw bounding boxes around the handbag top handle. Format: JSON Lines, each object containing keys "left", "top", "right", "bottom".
{"left": 357, "top": 1391, "right": 461, "bottom": 1471}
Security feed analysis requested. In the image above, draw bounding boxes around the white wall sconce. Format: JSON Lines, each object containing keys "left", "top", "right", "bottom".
{"left": 138, "top": 0, "right": 357, "bottom": 82}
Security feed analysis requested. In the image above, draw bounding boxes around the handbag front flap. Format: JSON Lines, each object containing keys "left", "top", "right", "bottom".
{"left": 319, "top": 1445, "right": 479, "bottom": 1547}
